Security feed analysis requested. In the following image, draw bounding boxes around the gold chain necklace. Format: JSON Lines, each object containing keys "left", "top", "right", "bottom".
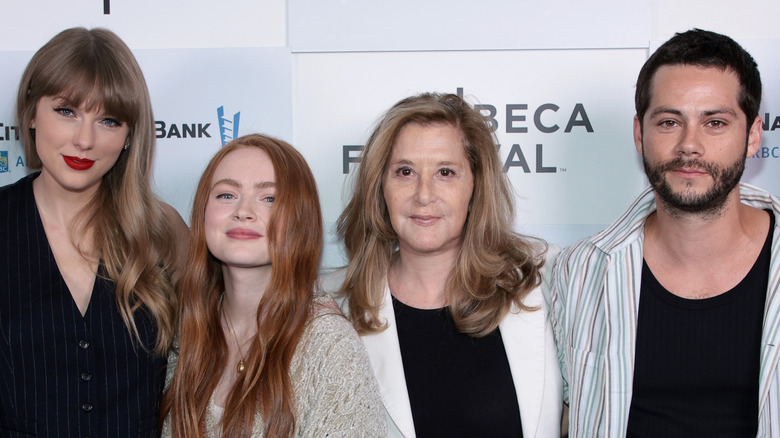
{"left": 220, "top": 294, "right": 248, "bottom": 374}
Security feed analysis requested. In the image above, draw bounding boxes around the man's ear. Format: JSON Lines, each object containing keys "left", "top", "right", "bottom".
{"left": 633, "top": 115, "right": 643, "bottom": 156}
{"left": 746, "top": 115, "right": 762, "bottom": 158}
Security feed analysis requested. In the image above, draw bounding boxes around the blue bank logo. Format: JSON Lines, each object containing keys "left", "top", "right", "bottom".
{"left": 217, "top": 106, "right": 241, "bottom": 146}
{"left": 750, "top": 146, "right": 779, "bottom": 159}
{"left": 0, "top": 151, "right": 8, "bottom": 173}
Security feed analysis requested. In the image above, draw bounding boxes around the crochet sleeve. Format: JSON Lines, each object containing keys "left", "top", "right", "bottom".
{"left": 293, "top": 307, "right": 387, "bottom": 437}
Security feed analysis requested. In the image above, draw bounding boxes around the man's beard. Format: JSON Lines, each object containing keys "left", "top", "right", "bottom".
{"left": 643, "top": 143, "right": 747, "bottom": 218}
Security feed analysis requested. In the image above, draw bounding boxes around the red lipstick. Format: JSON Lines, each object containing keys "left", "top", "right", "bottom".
{"left": 63, "top": 155, "right": 95, "bottom": 171}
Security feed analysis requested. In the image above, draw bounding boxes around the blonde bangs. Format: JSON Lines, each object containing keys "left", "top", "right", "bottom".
{"left": 48, "top": 65, "right": 139, "bottom": 127}
{"left": 25, "top": 29, "right": 142, "bottom": 127}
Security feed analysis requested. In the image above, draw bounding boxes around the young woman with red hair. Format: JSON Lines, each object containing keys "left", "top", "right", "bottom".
{"left": 161, "top": 134, "right": 384, "bottom": 437}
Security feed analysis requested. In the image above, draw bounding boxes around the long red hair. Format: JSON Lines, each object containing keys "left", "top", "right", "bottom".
{"left": 161, "top": 134, "right": 323, "bottom": 437}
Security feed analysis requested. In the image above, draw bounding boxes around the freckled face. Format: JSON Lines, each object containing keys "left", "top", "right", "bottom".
{"left": 383, "top": 122, "right": 474, "bottom": 258}
{"left": 32, "top": 95, "right": 129, "bottom": 195}
{"left": 204, "top": 147, "right": 276, "bottom": 271}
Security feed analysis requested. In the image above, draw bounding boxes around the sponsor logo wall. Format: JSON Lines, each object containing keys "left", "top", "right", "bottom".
{"left": 292, "top": 49, "right": 650, "bottom": 266}
{"left": 294, "top": 39, "right": 780, "bottom": 267}
{"left": 2, "top": 1, "right": 779, "bottom": 269}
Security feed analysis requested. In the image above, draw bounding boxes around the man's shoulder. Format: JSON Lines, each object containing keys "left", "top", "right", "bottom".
{"left": 739, "top": 183, "right": 780, "bottom": 213}
{"left": 558, "top": 236, "right": 602, "bottom": 263}
{"left": 554, "top": 207, "right": 650, "bottom": 288}
{"left": 558, "top": 187, "right": 655, "bottom": 267}
{"left": 555, "top": 236, "right": 614, "bottom": 281}
{"left": 557, "top": 222, "right": 636, "bottom": 266}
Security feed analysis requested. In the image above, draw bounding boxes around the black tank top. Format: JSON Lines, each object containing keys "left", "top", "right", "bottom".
{"left": 627, "top": 210, "right": 774, "bottom": 437}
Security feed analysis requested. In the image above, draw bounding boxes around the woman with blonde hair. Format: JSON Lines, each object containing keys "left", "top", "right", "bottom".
{"left": 332, "top": 92, "right": 562, "bottom": 437}
{"left": 161, "top": 134, "right": 384, "bottom": 437}
{"left": 0, "top": 27, "right": 188, "bottom": 436}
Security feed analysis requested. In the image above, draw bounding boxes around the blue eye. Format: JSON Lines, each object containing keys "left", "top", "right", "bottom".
{"left": 262, "top": 196, "right": 275, "bottom": 203}
{"left": 102, "top": 118, "right": 123, "bottom": 128}
{"left": 216, "top": 193, "right": 236, "bottom": 200}
{"left": 54, "top": 107, "right": 75, "bottom": 117}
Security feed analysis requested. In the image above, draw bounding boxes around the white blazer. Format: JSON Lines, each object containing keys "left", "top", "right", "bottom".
{"left": 321, "top": 251, "right": 563, "bottom": 437}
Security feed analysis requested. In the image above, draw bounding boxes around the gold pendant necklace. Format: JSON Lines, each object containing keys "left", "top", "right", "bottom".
{"left": 220, "top": 294, "right": 249, "bottom": 374}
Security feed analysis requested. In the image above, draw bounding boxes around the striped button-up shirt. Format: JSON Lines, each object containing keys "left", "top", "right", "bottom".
{"left": 550, "top": 183, "right": 780, "bottom": 437}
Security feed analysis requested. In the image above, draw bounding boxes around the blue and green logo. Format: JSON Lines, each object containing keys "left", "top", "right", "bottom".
{"left": 0, "top": 151, "right": 9, "bottom": 173}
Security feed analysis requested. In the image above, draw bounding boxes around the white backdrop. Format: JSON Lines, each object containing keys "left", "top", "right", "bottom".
{"left": 1, "top": 0, "right": 779, "bottom": 268}
{"left": 288, "top": 0, "right": 651, "bottom": 51}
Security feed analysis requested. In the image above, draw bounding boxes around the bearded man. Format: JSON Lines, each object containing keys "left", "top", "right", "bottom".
{"left": 551, "top": 29, "right": 780, "bottom": 438}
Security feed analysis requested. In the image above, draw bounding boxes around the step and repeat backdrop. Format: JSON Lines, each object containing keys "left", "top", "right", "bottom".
{"left": 1, "top": 0, "right": 778, "bottom": 267}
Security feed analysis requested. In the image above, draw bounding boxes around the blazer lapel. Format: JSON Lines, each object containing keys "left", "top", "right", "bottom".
{"left": 501, "top": 289, "right": 546, "bottom": 437}
{"left": 360, "top": 285, "right": 416, "bottom": 437}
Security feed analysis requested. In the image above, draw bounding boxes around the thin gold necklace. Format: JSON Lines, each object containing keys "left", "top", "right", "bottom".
{"left": 220, "top": 294, "right": 248, "bottom": 374}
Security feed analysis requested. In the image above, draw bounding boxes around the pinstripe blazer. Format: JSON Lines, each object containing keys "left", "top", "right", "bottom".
{"left": 550, "top": 183, "right": 780, "bottom": 438}
{"left": 0, "top": 173, "right": 167, "bottom": 437}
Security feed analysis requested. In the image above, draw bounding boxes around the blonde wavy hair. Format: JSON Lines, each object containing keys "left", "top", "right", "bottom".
{"left": 16, "top": 27, "right": 178, "bottom": 354}
{"left": 337, "top": 92, "right": 545, "bottom": 337}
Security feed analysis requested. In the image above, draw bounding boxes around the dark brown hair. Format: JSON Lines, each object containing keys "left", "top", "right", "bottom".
{"left": 635, "top": 28, "right": 762, "bottom": 131}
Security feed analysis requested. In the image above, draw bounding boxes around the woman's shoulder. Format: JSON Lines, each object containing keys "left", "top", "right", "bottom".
{"left": 305, "top": 294, "right": 355, "bottom": 341}
{"left": 294, "top": 294, "right": 364, "bottom": 363}
{"left": 0, "top": 173, "right": 38, "bottom": 229}
{"left": 293, "top": 294, "right": 386, "bottom": 436}
{"left": 0, "top": 172, "right": 36, "bottom": 200}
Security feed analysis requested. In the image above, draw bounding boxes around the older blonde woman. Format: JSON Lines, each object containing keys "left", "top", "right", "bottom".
{"left": 328, "top": 92, "right": 563, "bottom": 437}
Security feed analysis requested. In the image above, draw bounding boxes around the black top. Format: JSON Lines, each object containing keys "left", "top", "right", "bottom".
{"left": 0, "top": 173, "right": 166, "bottom": 438}
{"left": 627, "top": 210, "right": 774, "bottom": 438}
{"left": 393, "top": 296, "right": 523, "bottom": 438}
